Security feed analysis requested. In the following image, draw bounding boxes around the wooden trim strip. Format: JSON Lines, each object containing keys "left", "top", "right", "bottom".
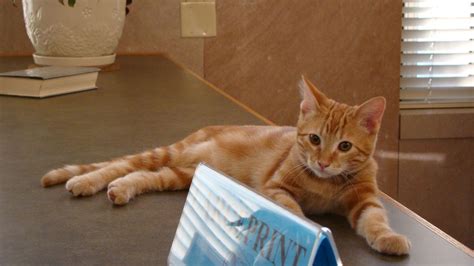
{"left": 162, "top": 54, "right": 276, "bottom": 126}
{"left": 379, "top": 192, "right": 474, "bottom": 257}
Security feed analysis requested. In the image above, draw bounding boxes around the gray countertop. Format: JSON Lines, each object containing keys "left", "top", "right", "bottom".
{"left": 0, "top": 55, "right": 472, "bottom": 265}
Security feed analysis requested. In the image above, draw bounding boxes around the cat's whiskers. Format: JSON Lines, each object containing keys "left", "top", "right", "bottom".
{"left": 346, "top": 159, "right": 371, "bottom": 175}
{"left": 280, "top": 163, "right": 308, "bottom": 187}
{"left": 291, "top": 164, "right": 314, "bottom": 187}
{"left": 292, "top": 164, "right": 311, "bottom": 181}
{"left": 280, "top": 163, "right": 305, "bottom": 182}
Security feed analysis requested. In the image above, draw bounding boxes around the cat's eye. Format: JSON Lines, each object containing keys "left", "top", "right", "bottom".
{"left": 338, "top": 141, "right": 352, "bottom": 152}
{"left": 309, "top": 134, "right": 321, "bottom": 145}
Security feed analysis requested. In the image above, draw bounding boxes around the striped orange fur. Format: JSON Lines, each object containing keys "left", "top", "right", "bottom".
{"left": 41, "top": 76, "right": 410, "bottom": 255}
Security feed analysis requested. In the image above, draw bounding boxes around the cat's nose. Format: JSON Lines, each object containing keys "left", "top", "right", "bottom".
{"left": 318, "top": 161, "right": 330, "bottom": 170}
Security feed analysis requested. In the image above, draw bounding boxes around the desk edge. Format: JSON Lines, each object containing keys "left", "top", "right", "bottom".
{"left": 380, "top": 192, "right": 473, "bottom": 257}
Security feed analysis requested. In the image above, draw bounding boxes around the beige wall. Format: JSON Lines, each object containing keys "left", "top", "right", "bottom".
{"left": 0, "top": 1, "right": 34, "bottom": 55}
{"left": 1, "top": 0, "right": 401, "bottom": 197}
{"left": 116, "top": 1, "right": 203, "bottom": 75}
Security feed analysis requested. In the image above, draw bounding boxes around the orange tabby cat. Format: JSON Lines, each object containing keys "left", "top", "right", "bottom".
{"left": 41, "top": 76, "right": 410, "bottom": 255}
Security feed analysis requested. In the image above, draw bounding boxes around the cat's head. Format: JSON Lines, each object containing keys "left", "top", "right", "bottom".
{"left": 296, "top": 76, "right": 385, "bottom": 178}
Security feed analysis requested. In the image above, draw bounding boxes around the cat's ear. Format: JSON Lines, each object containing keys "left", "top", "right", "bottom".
{"left": 298, "top": 75, "right": 329, "bottom": 115}
{"left": 356, "top": 96, "right": 386, "bottom": 134}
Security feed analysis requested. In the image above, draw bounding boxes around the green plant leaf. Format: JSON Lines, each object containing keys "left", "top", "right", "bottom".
{"left": 68, "top": 0, "right": 76, "bottom": 7}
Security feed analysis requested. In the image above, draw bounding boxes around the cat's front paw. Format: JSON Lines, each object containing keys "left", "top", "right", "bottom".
{"left": 107, "top": 180, "right": 133, "bottom": 205}
{"left": 65, "top": 176, "right": 100, "bottom": 196}
{"left": 371, "top": 232, "right": 411, "bottom": 255}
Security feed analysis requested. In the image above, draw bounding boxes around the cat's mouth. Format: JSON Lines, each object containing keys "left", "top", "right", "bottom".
{"left": 306, "top": 162, "right": 342, "bottom": 179}
{"left": 312, "top": 168, "right": 335, "bottom": 178}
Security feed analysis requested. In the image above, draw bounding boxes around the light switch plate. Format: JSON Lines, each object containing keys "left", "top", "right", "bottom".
{"left": 181, "top": 2, "right": 216, "bottom": 38}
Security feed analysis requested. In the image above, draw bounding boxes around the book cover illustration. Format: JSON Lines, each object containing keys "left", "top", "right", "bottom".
{"left": 168, "top": 164, "right": 342, "bottom": 266}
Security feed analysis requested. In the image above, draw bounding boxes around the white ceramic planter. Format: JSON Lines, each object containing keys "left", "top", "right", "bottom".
{"left": 22, "top": 0, "right": 126, "bottom": 66}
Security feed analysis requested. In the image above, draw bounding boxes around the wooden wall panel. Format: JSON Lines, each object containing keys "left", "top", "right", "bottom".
{"left": 399, "top": 139, "right": 474, "bottom": 248}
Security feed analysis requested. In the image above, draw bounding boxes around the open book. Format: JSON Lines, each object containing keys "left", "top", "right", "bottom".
{"left": 168, "top": 164, "right": 342, "bottom": 266}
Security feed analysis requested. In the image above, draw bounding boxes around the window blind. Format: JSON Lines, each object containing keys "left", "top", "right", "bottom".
{"left": 400, "top": 0, "right": 474, "bottom": 109}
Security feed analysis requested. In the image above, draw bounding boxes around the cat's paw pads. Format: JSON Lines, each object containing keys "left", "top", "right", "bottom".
{"left": 65, "top": 176, "right": 98, "bottom": 196}
{"left": 371, "top": 233, "right": 411, "bottom": 255}
{"left": 107, "top": 182, "right": 132, "bottom": 205}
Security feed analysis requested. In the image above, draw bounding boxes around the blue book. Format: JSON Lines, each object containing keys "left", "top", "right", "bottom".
{"left": 168, "top": 164, "right": 342, "bottom": 266}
